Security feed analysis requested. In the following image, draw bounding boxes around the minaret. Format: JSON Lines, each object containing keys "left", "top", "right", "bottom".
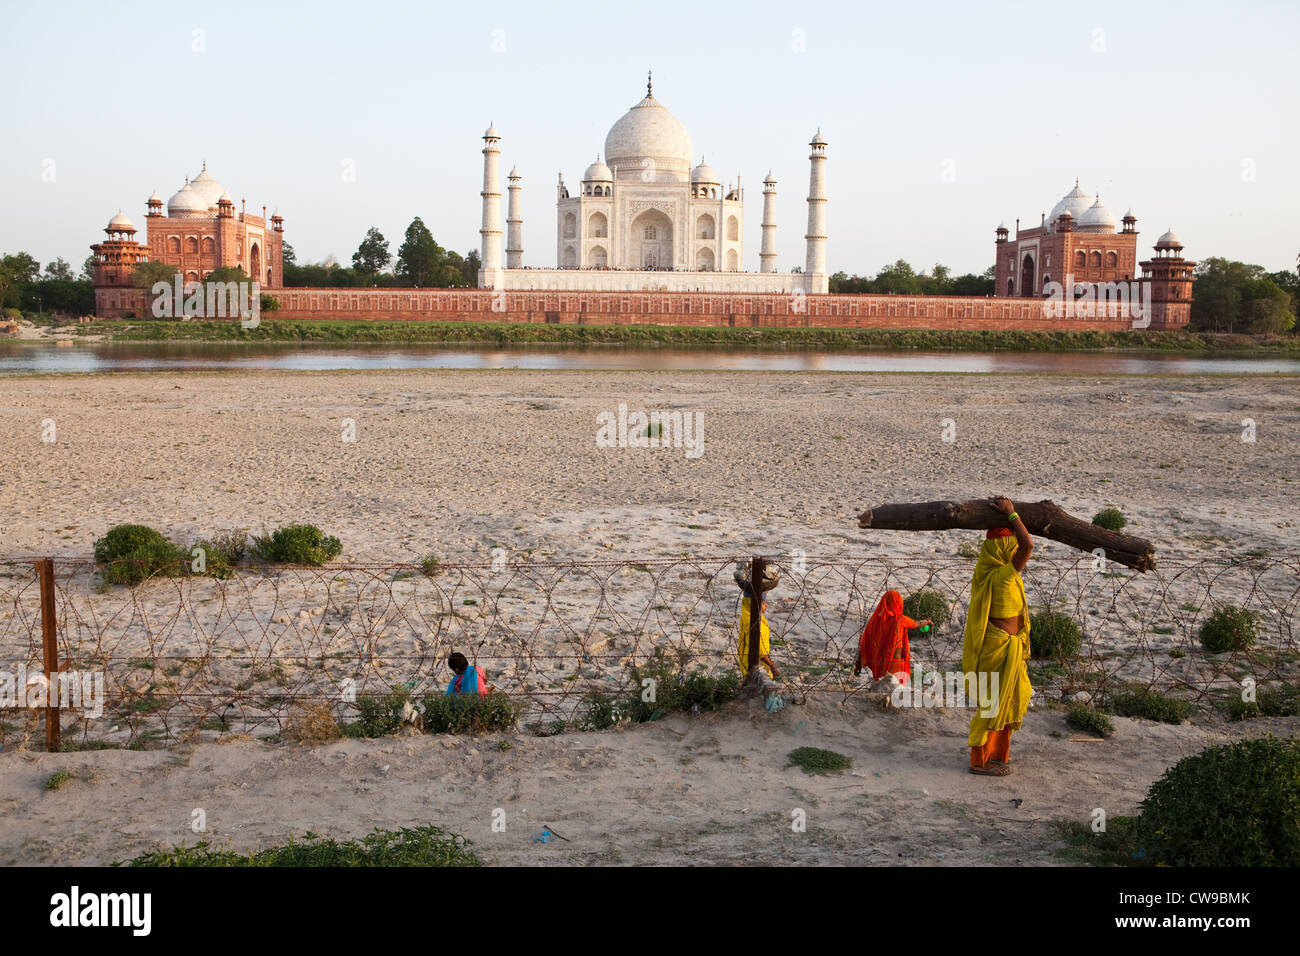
{"left": 804, "top": 130, "right": 828, "bottom": 292}
{"left": 479, "top": 123, "right": 503, "bottom": 286}
{"left": 506, "top": 166, "right": 523, "bottom": 269}
{"left": 760, "top": 171, "right": 778, "bottom": 273}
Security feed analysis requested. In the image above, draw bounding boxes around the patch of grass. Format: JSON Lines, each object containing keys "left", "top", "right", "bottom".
{"left": 1106, "top": 685, "right": 1192, "bottom": 724}
{"left": 1053, "top": 816, "right": 1146, "bottom": 866}
{"left": 189, "top": 531, "right": 248, "bottom": 579}
{"left": 251, "top": 524, "right": 342, "bottom": 565}
{"left": 1066, "top": 705, "right": 1115, "bottom": 738}
{"left": 1225, "top": 684, "right": 1300, "bottom": 720}
{"left": 623, "top": 650, "right": 741, "bottom": 722}
{"left": 341, "top": 689, "right": 409, "bottom": 738}
{"left": 1091, "top": 507, "right": 1127, "bottom": 532}
{"left": 284, "top": 702, "right": 341, "bottom": 743}
{"left": 902, "top": 588, "right": 951, "bottom": 629}
{"left": 94, "top": 524, "right": 184, "bottom": 585}
{"left": 1198, "top": 605, "right": 1259, "bottom": 654}
{"left": 420, "top": 553, "right": 442, "bottom": 577}
{"left": 576, "top": 690, "right": 624, "bottom": 731}
{"left": 956, "top": 540, "right": 979, "bottom": 560}
{"left": 118, "top": 824, "right": 481, "bottom": 867}
{"left": 787, "top": 746, "right": 852, "bottom": 775}
{"left": 1029, "top": 609, "right": 1083, "bottom": 659}
{"left": 44, "top": 770, "right": 74, "bottom": 791}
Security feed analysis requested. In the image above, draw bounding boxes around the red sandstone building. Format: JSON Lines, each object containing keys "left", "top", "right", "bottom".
{"left": 994, "top": 181, "right": 1194, "bottom": 328}
{"left": 91, "top": 164, "right": 283, "bottom": 316}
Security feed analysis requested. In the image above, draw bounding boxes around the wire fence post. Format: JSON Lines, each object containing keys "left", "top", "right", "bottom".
{"left": 747, "top": 555, "right": 767, "bottom": 675}
{"left": 36, "top": 557, "right": 60, "bottom": 752}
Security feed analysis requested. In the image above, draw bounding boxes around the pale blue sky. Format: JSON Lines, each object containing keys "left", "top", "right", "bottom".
{"left": 2, "top": 0, "right": 1296, "bottom": 277}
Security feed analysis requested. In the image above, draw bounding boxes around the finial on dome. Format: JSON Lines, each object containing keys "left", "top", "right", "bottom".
{"left": 1075, "top": 177, "right": 1079, "bottom": 187}
{"left": 647, "top": 69, "right": 652, "bottom": 95}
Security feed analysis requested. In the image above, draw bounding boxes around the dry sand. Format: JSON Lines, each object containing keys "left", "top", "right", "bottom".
{"left": 1, "top": 368, "right": 1297, "bottom": 865}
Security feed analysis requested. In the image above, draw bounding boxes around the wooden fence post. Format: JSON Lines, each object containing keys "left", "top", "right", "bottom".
{"left": 36, "top": 558, "right": 59, "bottom": 752}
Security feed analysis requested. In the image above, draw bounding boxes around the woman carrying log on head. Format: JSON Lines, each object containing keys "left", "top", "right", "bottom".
{"left": 964, "top": 496, "right": 1034, "bottom": 776}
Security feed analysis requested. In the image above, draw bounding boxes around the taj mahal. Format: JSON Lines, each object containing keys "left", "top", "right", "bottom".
{"left": 477, "top": 74, "right": 829, "bottom": 294}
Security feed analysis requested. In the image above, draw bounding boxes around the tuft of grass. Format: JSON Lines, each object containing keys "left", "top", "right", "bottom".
{"left": 284, "top": 702, "right": 341, "bottom": 743}
{"left": 1053, "top": 816, "right": 1146, "bottom": 866}
{"left": 576, "top": 690, "right": 624, "bottom": 731}
{"left": 623, "top": 650, "right": 740, "bottom": 722}
{"left": 1091, "top": 507, "right": 1128, "bottom": 532}
{"left": 419, "top": 553, "right": 442, "bottom": 577}
{"left": 189, "top": 530, "right": 248, "bottom": 579}
{"left": 1066, "top": 705, "right": 1115, "bottom": 738}
{"left": 1225, "top": 684, "right": 1300, "bottom": 721}
{"left": 1198, "top": 605, "right": 1259, "bottom": 654}
{"left": 787, "top": 746, "right": 852, "bottom": 775}
{"left": 902, "top": 588, "right": 951, "bottom": 629}
{"left": 118, "top": 824, "right": 481, "bottom": 867}
{"left": 956, "top": 540, "right": 979, "bottom": 560}
{"left": 1106, "top": 685, "right": 1192, "bottom": 724}
{"left": 251, "top": 524, "right": 342, "bottom": 565}
{"left": 44, "top": 770, "right": 74, "bottom": 791}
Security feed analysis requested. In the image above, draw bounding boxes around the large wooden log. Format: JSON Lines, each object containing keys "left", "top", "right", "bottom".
{"left": 856, "top": 498, "right": 1157, "bottom": 572}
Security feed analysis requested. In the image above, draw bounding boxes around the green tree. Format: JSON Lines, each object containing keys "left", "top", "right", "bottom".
{"left": 1191, "top": 257, "right": 1294, "bottom": 333}
{"left": 352, "top": 227, "right": 392, "bottom": 279}
{"left": 395, "top": 218, "right": 441, "bottom": 287}
{"left": 281, "top": 241, "right": 297, "bottom": 268}
{"left": 80, "top": 254, "right": 97, "bottom": 282}
{"left": 873, "top": 259, "right": 921, "bottom": 295}
{"left": 43, "top": 257, "right": 74, "bottom": 281}
{"left": 131, "top": 260, "right": 180, "bottom": 291}
{"left": 0, "top": 251, "right": 41, "bottom": 306}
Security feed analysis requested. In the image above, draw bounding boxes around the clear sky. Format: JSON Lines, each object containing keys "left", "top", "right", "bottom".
{"left": 2, "top": 0, "right": 1296, "bottom": 277}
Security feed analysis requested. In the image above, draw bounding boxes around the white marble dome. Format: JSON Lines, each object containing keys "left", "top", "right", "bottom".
{"left": 691, "top": 160, "right": 719, "bottom": 184}
{"left": 604, "top": 89, "right": 693, "bottom": 179}
{"left": 1156, "top": 228, "right": 1182, "bottom": 248}
{"left": 1049, "top": 183, "right": 1092, "bottom": 225}
{"left": 1078, "top": 195, "right": 1117, "bottom": 233}
{"left": 167, "top": 182, "right": 208, "bottom": 217}
{"left": 583, "top": 156, "right": 613, "bottom": 181}
{"left": 106, "top": 210, "right": 135, "bottom": 231}
{"left": 189, "top": 164, "right": 225, "bottom": 207}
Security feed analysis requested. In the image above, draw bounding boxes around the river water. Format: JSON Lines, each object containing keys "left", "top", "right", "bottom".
{"left": 3, "top": 341, "right": 1298, "bottom": 375}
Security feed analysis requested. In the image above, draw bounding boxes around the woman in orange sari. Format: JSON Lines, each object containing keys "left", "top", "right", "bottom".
{"left": 854, "top": 590, "right": 931, "bottom": 682}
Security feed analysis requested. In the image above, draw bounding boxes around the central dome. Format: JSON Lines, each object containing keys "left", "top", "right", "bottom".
{"left": 603, "top": 87, "right": 694, "bottom": 182}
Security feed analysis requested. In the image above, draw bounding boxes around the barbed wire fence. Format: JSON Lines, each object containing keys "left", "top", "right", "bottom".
{"left": 1, "top": 552, "right": 1296, "bottom": 751}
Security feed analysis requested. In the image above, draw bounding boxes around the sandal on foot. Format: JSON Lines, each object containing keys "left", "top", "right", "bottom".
{"left": 969, "top": 763, "right": 1012, "bottom": 776}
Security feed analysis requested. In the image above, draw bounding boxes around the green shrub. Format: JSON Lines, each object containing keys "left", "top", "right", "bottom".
{"left": 956, "top": 540, "right": 979, "bottom": 560}
{"left": 1053, "top": 816, "right": 1145, "bottom": 866}
{"left": 902, "top": 588, "right": 951, "bottom": 629}
{"left": 420, "top": 553, "right": 442, "bottom": 577}
{"left": 1066, "top": 705, "right": 1114, "bottom": 738}
{"left": 622, "top": 650, "right": 741, "bottom": 722}
{"left": 787, "top": 747, "right": 852, "bottom": 775}
{"left": 44, "top": 770, "right": 73, "bottom": 791}
{"left": 252, "top": 524, "right": 342, "bottom": 565}
{"left": 1137, "top": 736, "right": 1300, "bottom": 866}
{"left": 576, "top": 690, "right": 624, "bottom": 731}
{"left": 190, "top": 531, "right": 247, "bottom": 579}
{"left": 1092, "top": 507, "right": 1128, "bottom": 532}
{"left": 1108, "top": 685, "right": 1192, "bottom": 724}
{"left": 1198, "top": 605, "right": 1259, "bottom": 654}
{"left": 120, "top": 824, "right": 481, "bottom": 867}
{"left": 93, "top": 523, "right": 184, "bottom": 585}
{"left": 1226, "top": 684, "right": 1300, "bottom": 721}
{"left": 420, "top": 692, "right": 522, "bottom": 734}
{"left": 1029, "top": 610, "right": 1083, "bottom": 659}
{"left": 342, "top": 689, "right": 409, "bottom": 738}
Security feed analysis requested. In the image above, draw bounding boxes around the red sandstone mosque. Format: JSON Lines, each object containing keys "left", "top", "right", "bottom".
{"left": 91, "top": 163, "right": 284, "bottom": 317}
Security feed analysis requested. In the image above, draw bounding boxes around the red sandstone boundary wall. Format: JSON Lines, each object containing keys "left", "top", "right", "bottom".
{"left": 95, "top": 287, "right": 1145, "bottom": 331}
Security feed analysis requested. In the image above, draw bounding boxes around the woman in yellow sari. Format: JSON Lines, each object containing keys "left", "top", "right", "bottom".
{"left": 963, "top": 496, "right": 1034, "bottom": 776}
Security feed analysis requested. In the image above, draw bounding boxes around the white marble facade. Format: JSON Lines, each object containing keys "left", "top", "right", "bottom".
{"left": 479, "top": 75, "right": 828, "bottom": 295}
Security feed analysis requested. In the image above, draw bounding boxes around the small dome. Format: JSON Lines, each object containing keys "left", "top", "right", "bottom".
{"left": 483, "top": 122, "right": 500, "bottom": 139}
{"left": 1058, "top": 209, "right": 1073, "bottom": 219}
{"left": 1048, "top": 182, "right": 1092, "bottom": 226}
{"left": 1122, "top": 208, "right": 1136, "bottom": 220}
{"left": 996, "top": 221, "right": 1008, "bottom": 231}
{"left": 810, "top": 129, "right": 827, "bottom": 145}
{"left": 691, "top": 159, "right": 718, "bottom": 184}
{"left": 147, "top": 191, "right": 162, "bottom": 204}
{"left": 189, "top": 163, "right": 225, "bottom": 207}
{"left": 106, "top": 210, "right": 135, "bottom": 231}
{"left": 763, "top": 169, "right": 776, "bottom": 185}
{"left": 583, "top": 156, "right": 613, "bottom": 182}
{"left": 508, "top": 165, "right": 521, "bottom": 180}
{"left": 217, "top": 190, "right": 233, "bottom": 204}
{"left": 1078, "top": 195, "right": 1117, "bottom": 233}
{"left": 1156, "top": 228, "right": 1182, "bottom": 248}
{"left": 167, "top": 183, "right": 208, "bottom": 217}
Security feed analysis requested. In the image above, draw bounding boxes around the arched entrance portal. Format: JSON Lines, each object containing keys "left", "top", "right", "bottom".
{"left": 1020, "top": 254, "right": 1035, "bottom": 297}
{"left": 630, "top": 209, "right": 673, "bottom": 270}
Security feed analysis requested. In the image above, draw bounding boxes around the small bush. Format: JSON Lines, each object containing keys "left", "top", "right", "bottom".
{"left": 252, "top": 524, "right": 342, "bottom": 565}
{"left": 1092, "top": 507, "right": 1128, "bottom": 532}
{"left": 190, "top": 531, "right": 247, "bottom": 579}
{"left": 284, "top": 702, "right": 341, "bottom": 743}
{"left": 120, "top": 824, "right": 481, "bottom": 867}
{"left": 902, "top": 588, "right": 951, "bottom": 629}
{"left": 1066, "top": 705, "right": 1114, "bottom": 738}
{"left": 1053, "top": 816, "right": 1145, "bottom": 866}
{"left": 787, "top": 747, "right": 852, "bottom": 775}
{"left": 342, "top": 689, "right": 409, "bottom": 738}
{"left": 420, "top": 553, "right": 442, "bottom": 577}
{"left": 1137, "top": 736, "right": 1300, "bottom": 866}
{"left": 623, "top": 650, "right": 740, "bottom": 722}
{"left": 420, "top": 692, "right": 522, "bottom": 734}
{"left": 1029, "top": 610, "right": 1083, "bottom": 659}
{"left": 576, "top": 690, "right": 624, "bottom": 731}
{"left": 94, "top": 524, "right": 184, "bottom": 585}
{"left": 1198, "top": 605, "right": 1258, "bottom": 654}
{"left": 44, "top": 770, "right": 73, "bottom": 791}
{"left": 1226, "top": 684, "right": 1300, "bottom": 721}
{"left": 1108, "top": 686, "right": 1192, "bottom": 724}
{"left": 956, "top": 540, "right": 979, "bottom": 560}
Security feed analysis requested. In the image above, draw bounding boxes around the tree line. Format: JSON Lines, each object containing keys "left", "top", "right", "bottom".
{"left": 282, "top": 219, "right": 481, "bottom": 289}
{"left": 830, "top": 261, "right": 997, "bottom": 296}
{"left": 1189, "top": 257, "right": 1297, "bottom": 334}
